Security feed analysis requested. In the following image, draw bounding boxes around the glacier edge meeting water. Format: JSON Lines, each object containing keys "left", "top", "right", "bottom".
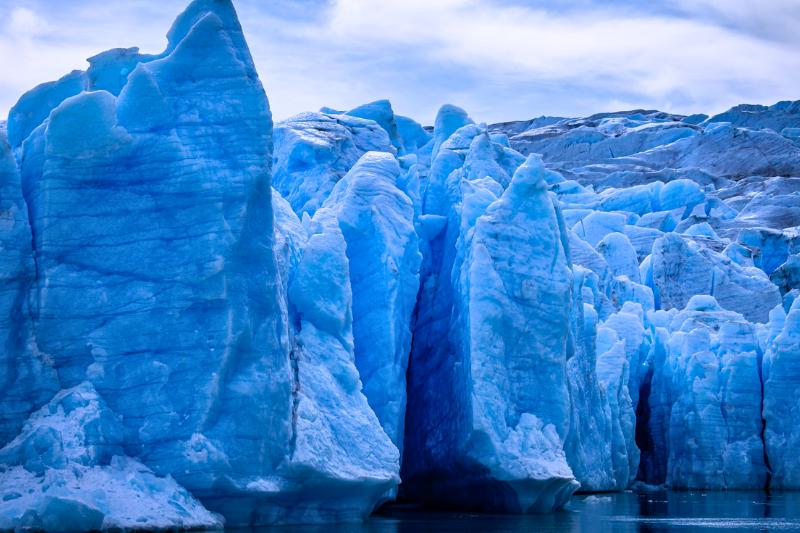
{"left": 2, "top": 0, "right": 800, "bottom": 530}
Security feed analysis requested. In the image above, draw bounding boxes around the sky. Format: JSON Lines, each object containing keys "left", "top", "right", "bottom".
{"left": 1, "top": 0, "right": 799, "bottom": 125}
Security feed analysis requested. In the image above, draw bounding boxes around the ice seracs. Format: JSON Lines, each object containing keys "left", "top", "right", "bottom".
{"left": 652, "top": 296, "right": 766, "bottom": 489}
{"left": 11, "top": 3, "right": 298, "bottom": 524}
{"left": 403, "top": 154, "right": 579, "bottom": 513}
{"left": 283, "top": 207, "right": 400, "bottom": 522}
{"left": 763, "top": 298, "right": 800, "bottom": 489}
{"left": 3, "top": 0, "right": 800, "bottom": 524}
{"left": 1, "top": 0, "right": 399, "bottom": 527}
{"left": 272, "top": 111, "right": 395, "bottom": 216}
{"left": 322, "top": 151, "right": 421, "bottom": 451}
{"left": 563, "top": 289, "right": 616, "bottom": 491}
{"left": 648, "top": 232, "right": 780, "bottom": 323}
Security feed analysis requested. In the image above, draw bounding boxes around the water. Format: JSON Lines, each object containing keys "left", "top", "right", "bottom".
{"left": 244, "top": 491, "right": 800, "bottom": 532}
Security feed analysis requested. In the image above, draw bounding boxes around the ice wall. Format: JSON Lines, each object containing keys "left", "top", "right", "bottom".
{"left": 3, "top": 0, "right": 800, "bottom": 526}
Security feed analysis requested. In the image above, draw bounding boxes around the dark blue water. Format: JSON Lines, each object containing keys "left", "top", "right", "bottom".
{"left": 247, "top": 491, "right": 800, "bottom": 532}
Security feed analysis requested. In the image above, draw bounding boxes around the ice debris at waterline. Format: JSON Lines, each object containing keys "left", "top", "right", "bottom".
{"left": 2, "top": 0, "right": 800, "bottom": 530}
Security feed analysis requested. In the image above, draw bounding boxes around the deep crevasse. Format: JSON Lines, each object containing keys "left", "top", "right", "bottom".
{"left": 2, "top": 0, "right": 800, "bottom": 530}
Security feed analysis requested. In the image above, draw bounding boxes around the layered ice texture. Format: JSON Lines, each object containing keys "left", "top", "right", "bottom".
{"left": 2, "top": 0, "right": 800, "bottom": 529}
{"left": 1, "top": 0, "right": 397, "bottom": 529}
{"left": 403, "top": 153, "right": 579, "bottom": 513}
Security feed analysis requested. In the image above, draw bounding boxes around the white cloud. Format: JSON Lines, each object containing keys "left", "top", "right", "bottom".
{"left": 6, "top": 6, "right": 49, "bottom": 37}
{"left": 0, "top": 1, "right": 174, "bottom": 118}
{"left": 316, "top": 0, "right": 799, "bottom": 116}
{"left": 0, "top": 0, "right": 798, "bottom": 124}
{"left": 672, "top": 0, "right": 800, "bottom": 45}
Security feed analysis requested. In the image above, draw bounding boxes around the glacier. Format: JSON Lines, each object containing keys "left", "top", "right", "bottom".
{"left": 321, "top": 151, "right": 421, "bottom": 452}
{"left": 403, "top": 153, "right": 579, "bottom": 513}
{"left": 2, "top": 0, "right": 800, "bottom": 529}
{"left": 2, "top": 0, "right": 397, "bottom": 528}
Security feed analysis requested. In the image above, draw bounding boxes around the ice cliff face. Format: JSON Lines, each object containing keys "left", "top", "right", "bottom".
{"left": 17, "top": 7, "right": 289, "bottom": 508}
{"left": 763, "top": 298, "right": 800, "bottom": 489}
{"left": 403, "top": 153, "right": 579, "bottom": 513}
{"left": 647, "top": 296, "right": 767, "bottom": 489}
{"left": 0, "top": 127, "right": 58, "bottom": 448}
{"left": 2, "top": 0, "right": 396, "bottom": 529}
{"left": 321, "top": 151, "right": 421, "bottom": 452}
{"left": 6, "top": 2, "right": 299, "bottom": 523}
{"left": 2, "top": 0, "right": 800, "bottom": 529}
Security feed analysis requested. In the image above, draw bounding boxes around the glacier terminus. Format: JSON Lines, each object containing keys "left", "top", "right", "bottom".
{"left": 1, "top": 0, "right": 800, "bottom": 530}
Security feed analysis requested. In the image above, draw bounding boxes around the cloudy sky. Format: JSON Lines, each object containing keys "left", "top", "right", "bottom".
{"left": 1, "top": 0, "right": 798, "bottom": 124}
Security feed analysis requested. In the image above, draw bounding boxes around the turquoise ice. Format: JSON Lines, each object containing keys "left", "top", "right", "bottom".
{"left": 2, "top": 0, "right": 800, "bottom": 526}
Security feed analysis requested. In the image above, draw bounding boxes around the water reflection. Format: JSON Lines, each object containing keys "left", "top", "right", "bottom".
{"left": 236, "top": 491, "right": 800, "bottom": 532}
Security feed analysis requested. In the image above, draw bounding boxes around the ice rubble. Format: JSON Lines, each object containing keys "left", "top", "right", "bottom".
{"left": 0, "top": 383, "right": 221, "bottom": 531}
{"left": 2, "top": 0, "right": 800, "bottom": 528}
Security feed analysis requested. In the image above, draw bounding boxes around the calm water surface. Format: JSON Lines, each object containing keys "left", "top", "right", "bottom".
{"left": 242, "top": 491, "right": 800, "bottom": 532}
